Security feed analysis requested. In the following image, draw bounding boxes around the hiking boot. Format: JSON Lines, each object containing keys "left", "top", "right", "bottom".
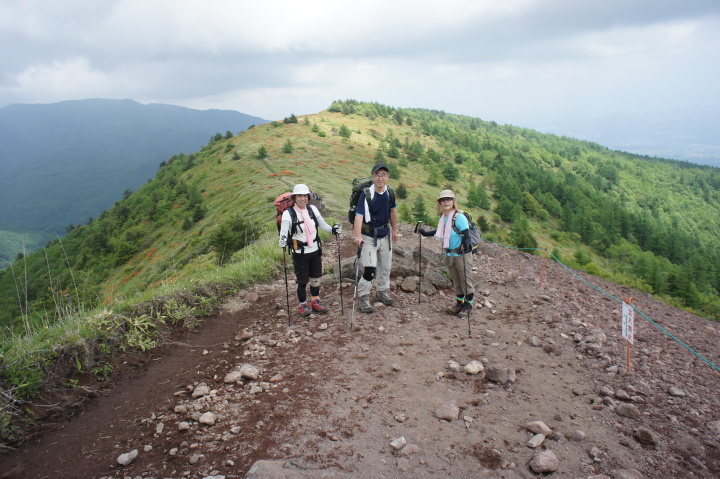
{"left": 446, "top": 300, "right": 464, "bottom": 316}
{"left": 311, "top": 298, "right": 327, "bottom": 314}
{"left": 457, "top": 303, "right": 473, "bottom": 319}
{"left": 358, "top": 295, "right": 375, "bottom": 313}
{"left": 298, "top": 303, "right": 312, "bottom": 317}
{"left": 375, "top": 290, "right": 394, "bottom": 306}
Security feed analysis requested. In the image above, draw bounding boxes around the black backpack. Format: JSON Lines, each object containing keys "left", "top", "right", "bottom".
{"left": 287, "top": 207, "right": 319, "bottom": 238}
{"left": 348, "top": 177, "right": 395, "bottom": 225}
{"left": 452, "top": 210, "right": 482, "bottom": 254}
{"left": 278, "top": 202, "right": 321, "bottom": 253}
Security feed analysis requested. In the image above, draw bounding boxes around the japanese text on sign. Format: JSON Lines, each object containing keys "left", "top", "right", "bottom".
{"left": 622, "top": 302, "right": 634, "bottom": 344}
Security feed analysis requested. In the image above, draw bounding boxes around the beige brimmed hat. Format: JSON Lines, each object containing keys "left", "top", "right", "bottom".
{"left": 437, "top": 189, "right": 456, "bottom": 200}
{"left": 291, "top": 184, "right": 311, "bottom": 198}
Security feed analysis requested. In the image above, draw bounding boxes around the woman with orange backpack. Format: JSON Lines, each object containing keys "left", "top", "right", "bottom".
{"left": 279, "top": 184, "right": 341, "bottom": 317}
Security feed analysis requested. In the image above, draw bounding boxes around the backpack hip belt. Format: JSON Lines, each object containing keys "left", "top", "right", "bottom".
{"left": 363, "top": 222, "right": 391, "bottom": 249}
{"left": 445, "top": 247, "right": 469, "bottom": 255}
{"left": 291, "top": 238, "right": 322, "bottom": 255}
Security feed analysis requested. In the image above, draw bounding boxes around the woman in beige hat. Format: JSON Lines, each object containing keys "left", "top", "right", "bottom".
{"left": 416, "top": 189, "right": 475, "bottom": 318}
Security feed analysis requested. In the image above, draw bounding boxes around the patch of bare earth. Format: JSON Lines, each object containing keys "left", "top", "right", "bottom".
{"left": 1, "top": 222, "right": 719, "bottom": 478}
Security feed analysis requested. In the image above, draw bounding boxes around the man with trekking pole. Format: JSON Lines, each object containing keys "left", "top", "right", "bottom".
{"left": 353, "top": 163, "right": 398, "bottom": 314}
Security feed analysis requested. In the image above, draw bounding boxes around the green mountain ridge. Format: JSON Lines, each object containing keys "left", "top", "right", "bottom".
{"left": 1, "top": 100, "right": 719, "bottom": 334}
{"left": 0, "top": 98, "right": 267, "bottom": 267}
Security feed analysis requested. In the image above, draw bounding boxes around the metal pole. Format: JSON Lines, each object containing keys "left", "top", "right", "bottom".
{"left": 350, "top": 243, "right": 362, "bottom": 330}
{"left": 336, "top": 231, "right": 344, "bottom": 315}
{"left": 282, "top": 245, "right": 291, "bottom": 327}
{"left": 414, "top": 221, "right": 423, "bottom": 303}
{"left": 463, "top": 251, "right": 471, "bottom": 336}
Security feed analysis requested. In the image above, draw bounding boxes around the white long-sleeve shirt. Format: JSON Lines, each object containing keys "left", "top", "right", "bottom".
{"left": 279, "top": 205, "right": 332, "bottom": 253}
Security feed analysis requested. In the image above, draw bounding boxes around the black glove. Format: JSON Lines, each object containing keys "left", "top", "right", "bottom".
{"left": 460, "top": 229, "right": 472, "bottom": 251}
{"left": 331, "top": 224, "right": 342, "bottom": 235}
{"left": 419, "top": 228, "right": 437, "bottom": 237}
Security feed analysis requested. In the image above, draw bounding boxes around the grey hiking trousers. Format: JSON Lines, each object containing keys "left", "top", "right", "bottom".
{"left": 357, "top": 233, "right": 392, "bottom": 298}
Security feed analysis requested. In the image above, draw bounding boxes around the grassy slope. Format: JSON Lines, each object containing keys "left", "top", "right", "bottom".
{"left": 99, "top": 112, "right": 444, "bottom": 302}
{"left": 3, "top": 106, "right": 719, "bottom": 327}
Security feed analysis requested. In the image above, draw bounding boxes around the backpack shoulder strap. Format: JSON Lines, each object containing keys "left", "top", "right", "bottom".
{"left": 290, "top": 207, "right": 322, "bottom": 244}
{"left": 361, "top": 187, "right": 372, "bottom": 222}
{"left": 362, "top": 187, "right": 372, "bottom": 201}
{"left": 308, "top": 205, "right": 320, "bottom": 227}
{"left": 287, "top": 207, "right": 300, "bottom": 236}
{"left": 361, "top": 186, "right": 394, "bottom": 225}
{"left": 451, "top": 210, "right": 463, "bottom": 234}
{"left": 309, "top": 206, "right": 321, "bottom": 247}
{"left": 365, "top": 186, "right": 395, "bottom": 207}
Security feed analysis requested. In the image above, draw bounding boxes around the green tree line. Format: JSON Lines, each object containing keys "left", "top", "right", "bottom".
{"left": 329, "top": 99, "right": 720, "bottom": 317}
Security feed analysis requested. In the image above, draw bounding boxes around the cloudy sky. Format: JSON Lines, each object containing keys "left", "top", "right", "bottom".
{"left": 2, "top": 0, "right": 719, "bottom": 163}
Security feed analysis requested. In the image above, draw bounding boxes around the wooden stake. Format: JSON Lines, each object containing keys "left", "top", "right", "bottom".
{"left": 539, "top": 248, "right": 549, "bottom": 286}
{"left": 626, "top": 337, "right": 632, "bottom": 374}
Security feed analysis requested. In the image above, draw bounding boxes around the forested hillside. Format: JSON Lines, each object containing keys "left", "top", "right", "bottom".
{"left": 0, "top": 99, "right": 267, "bottom": 268}
{"left": 1, "top": 101, "right": 719, "bottom": 414}
{"left": 390, "top": 103, "right": 720, "bottom": 316}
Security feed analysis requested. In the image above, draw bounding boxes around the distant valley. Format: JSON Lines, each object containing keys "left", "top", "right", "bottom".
{"left": 530, "top": 105, "right": 720, "bottom": 168}
{"left": 0, "top": 99, "right": 267, "bottom": 267}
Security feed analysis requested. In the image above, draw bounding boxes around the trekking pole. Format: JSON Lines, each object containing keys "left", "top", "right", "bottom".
{"left": 282, "top": 243, "right": 291, "bottom": 327}
{"left": 350, "top": 243, "right": 363, "bottom": 330}
{"left": 336, "top": 231, "right": 344, "bottom": 315}
{"left": 414, "top": 221, "right": 423, "bottom": 303}
{"left": 463, "top": 250, "right": 471, "bottom": 336}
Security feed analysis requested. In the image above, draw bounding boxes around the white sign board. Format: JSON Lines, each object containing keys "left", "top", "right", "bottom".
{"left": 622, "top": 302, "right": 634, "bottom": 344}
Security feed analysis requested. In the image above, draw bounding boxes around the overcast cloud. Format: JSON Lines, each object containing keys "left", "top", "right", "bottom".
{"left": 1, "top": 0, "right": 719, "bottom": 163}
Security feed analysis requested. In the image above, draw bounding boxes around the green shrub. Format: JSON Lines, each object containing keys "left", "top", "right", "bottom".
{"left": 207, "top": 216, "right": 260, "bottom": 265}
{"left": 396, "top": 183, "right": 408, "bottom": 199}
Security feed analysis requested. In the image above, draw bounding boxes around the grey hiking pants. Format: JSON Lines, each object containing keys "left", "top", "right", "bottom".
{"left": 358, "top": 233, "right": 392, "bottom": 298}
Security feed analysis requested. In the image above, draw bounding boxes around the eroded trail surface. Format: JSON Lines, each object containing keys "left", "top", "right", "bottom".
{"left": 1, "top": 223, "right": 719, "bottom": 479}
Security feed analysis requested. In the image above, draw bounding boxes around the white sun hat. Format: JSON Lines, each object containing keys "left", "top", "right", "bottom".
{"left": 291, "top": 184, "right": 311, "bottom": 197}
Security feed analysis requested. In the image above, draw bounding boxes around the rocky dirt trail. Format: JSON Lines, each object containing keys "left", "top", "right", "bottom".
{"left": 1, "top": 222, "right": 719, "bottom": 479}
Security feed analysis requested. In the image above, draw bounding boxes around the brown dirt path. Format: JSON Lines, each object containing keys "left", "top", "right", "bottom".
{"left": 1, "top": 223, "right": 719, "bottom": 478}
